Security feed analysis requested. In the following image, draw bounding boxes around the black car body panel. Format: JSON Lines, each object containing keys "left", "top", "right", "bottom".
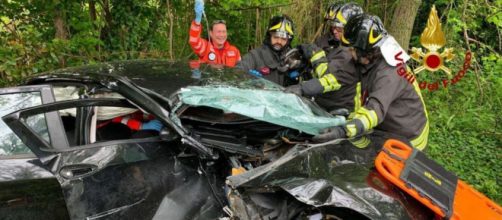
{"left": 25, "top": 60, "right": 195, "bottom": 99}
{"left": 0, "top": 158, "right": 70, "bottom": 219}
{"left": 0, "top": 60, "right": 432, "bottom": 219}
{"left": 56, "top": 142, "right": 222, "bottom": 220}
{"left": 0, "top": 85, "right": 71, "bottom": 219}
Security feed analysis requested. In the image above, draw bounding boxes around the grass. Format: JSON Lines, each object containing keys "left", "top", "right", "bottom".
{"left": 423, "top": 68, "right": 502, "bottom": 204}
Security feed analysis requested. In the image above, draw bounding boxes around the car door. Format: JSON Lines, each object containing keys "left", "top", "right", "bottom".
{"left": 0, "top": 85, "right": 70, "bottom": 219}
{"left": 3, "top": 95, "right": 224, "bottom": 219}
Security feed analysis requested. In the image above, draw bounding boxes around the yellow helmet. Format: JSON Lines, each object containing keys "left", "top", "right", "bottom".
{"left": 327, "top": 3, "right": 363, "bottom": 28}
{"left": 267, "top": 15, "right": 295, "bottom": 40}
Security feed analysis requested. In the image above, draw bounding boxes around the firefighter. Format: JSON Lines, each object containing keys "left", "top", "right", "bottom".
{"left": 313, "top": 14, "right": 429, "bottom": 150}
{"left": 285, "top": 3, "right": 363, "bottom": 113}
{"left": 238, "top": 15, "right": 296, "bottom": 86}
{"left": 315, "top": 2, "right": 363, "bottom": 59}
{"left": 188, "top": 0, "right": 241, "bottom": 67}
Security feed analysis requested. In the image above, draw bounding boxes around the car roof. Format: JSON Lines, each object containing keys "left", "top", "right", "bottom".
{"left": 25, "top": 60, "right": 200, "bottom": 97}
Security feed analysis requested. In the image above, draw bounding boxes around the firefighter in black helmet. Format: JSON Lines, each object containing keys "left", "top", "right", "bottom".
{"left": 238, "top": 15, "right": 297, "bottom": 86}
{"left": 314, "top": 14, "right": 429, "bottom": 151}
{"left": 285, "top": 3, "right": 363, "bottom": 113}
{"left": 315, "top": 2, "right": 363, "bottom": 59}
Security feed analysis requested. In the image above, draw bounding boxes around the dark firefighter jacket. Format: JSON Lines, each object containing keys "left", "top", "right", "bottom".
{"left": 301, "top": 45, "right": 359, "bottom": 112}
{"left": 314, "top": 33, "right": 341, "bottom": 60}
{"left": 238, "top": 45, "right": 291, "bottom": 86}
{"left": 346, "top": 57, "right": 429, "bottom": 150}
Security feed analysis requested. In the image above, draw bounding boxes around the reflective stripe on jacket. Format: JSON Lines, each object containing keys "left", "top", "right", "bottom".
{"left": 346, "top": 57, "right": 429, "bottom": 150}
{"left": 312, "top": 46, "right": 359, "bottom": 112}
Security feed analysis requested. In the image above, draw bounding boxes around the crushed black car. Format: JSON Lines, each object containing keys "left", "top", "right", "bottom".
{"left": 0, "top": 60, "right": 435, "bottom": 220}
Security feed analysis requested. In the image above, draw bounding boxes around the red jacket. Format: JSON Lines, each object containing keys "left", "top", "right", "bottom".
{"left": 189, "top": 21, "right": 241, "bottom": 67}
{"left": 109, "top": 111, "right": 154, "bottom": 131}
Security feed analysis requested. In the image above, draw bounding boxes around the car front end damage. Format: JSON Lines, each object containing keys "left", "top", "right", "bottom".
{"left": 168, "top": 78, "right": 432, "bottom": 219}
{"left": 225, "top": 143, "right": 433, "bottom": 220}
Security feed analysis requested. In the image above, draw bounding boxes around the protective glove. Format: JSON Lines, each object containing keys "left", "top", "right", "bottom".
{"left": 288, "top": 70, "right": 300, "bottom": 79}
{"left": 298, "top": 44, "right": 328, "bottom": 78}
{"left": 248, "top": 69, "right": 263, "bottom": 77}
{"left": 298, "top": 43, "right": 319, "bottom": 60}
{"left": 194, "top": 0, "right": 205, "bottom": 23}
{"left": 140, "top": 119, "right": 163, "bottom": 132}
{"left": 312, "top": 126, "right": 347, "bottom": 143}
{"left": 279, "top": 48, "right": 303, "bottom": 72}
{"left": 191, "top": 69, "right": 201, "bottom": 79}
{"left": 284, "top": 84, "right": 303, "bottom": 96}
{"left": 329, "top": 108, "right": 350, "bottom": 117}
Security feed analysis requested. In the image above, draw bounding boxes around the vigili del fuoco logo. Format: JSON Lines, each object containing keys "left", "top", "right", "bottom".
{"left": 410, "top": 5, "right": 472, "bottom": 92}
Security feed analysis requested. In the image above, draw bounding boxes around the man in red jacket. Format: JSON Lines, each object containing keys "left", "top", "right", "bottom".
{"left": 189, "top": 0, "right": 241, "bottom": 67}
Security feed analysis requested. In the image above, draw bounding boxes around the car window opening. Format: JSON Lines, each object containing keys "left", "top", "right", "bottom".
{"left": 0, "top": 91, "right": 44, "bottom": 156}
{"left": 52, "top": 86, "right": 164, "bottom": 147}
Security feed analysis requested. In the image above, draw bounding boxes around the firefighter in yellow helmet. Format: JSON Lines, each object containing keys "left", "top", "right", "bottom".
{"left": 285, "top": 3, "right": 363, "bottom": 114}
{"left": 238, "top": 15, "right": 297, "bottom": 86}
{"left": 314, "top": 14, "right": 429, "bottom": 151}
{"left": 315, "top": 2, "right": 363, "bottom": 59}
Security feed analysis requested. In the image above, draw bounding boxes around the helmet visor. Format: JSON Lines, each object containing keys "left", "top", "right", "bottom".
{"left": 328, "top": 19, "right": 344, "bottom": 28}
{"left": 271, "top": 31, "right": 290, "bottom": 40}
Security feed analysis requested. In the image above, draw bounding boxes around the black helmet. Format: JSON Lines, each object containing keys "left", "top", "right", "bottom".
{"left": 324, "top": 3, "right": 342, "bottom": 22}
{"left": 342, "top": 14, "right": 387, "bottom": 52}
{"left": 265, "top": 15, "right": 295, "bottom": 51}
{"left": 267, "top": 15, "right": 295, "bottom": 40}
{"left": 327, "top": 3, "right": 363, "bottom": 28}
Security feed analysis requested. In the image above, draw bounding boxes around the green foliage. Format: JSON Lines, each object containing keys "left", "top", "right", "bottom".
{"left": 410, "top": 0, "right": 501, "bottom": 204}
{"left": 204, "top": 0, "right": 284, "bottom": 52}
{"left": 0, "top": 0, "right": 301, "bottom": 78}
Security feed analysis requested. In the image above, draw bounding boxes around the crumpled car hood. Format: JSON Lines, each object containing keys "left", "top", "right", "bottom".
{"left": 227, "top": 140, "right": 431, "bottom": 220}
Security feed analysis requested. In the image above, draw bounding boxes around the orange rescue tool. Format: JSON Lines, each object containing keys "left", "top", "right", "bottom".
{"left": 375, "top": 139, "right": 502, "bottom": 220}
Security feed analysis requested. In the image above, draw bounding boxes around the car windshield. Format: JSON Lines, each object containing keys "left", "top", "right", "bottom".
{"left": 177, "top": 64, "right": 346, "bottom": 135}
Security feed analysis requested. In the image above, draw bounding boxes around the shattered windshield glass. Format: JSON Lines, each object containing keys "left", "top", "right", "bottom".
{"left": 177, "top": 65, "right": 345, "bottom": 135}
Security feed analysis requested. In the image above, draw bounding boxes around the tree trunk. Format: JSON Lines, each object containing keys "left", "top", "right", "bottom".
{"left": 89, "top": 0, "right": 97, "bottom": 21}
{"left": 99, "top": 0, "right": 113, "bottom": 42}
{"left": 387, "top": 0, "right": 422, "bottom": 51}
{"left": 89, "top": 0, "right": 101, "bottom": 58}
{"left": 54, "top": 11, "right": 68, "bottom": 40}
{"left": 54, "top": 8, "right": 67, "bottom": 67}
{"left": 166, "top": 0, "right": 174, "bottom": 59}
{"left": 255, "top": 8, "right": 261, "bottom": 47}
